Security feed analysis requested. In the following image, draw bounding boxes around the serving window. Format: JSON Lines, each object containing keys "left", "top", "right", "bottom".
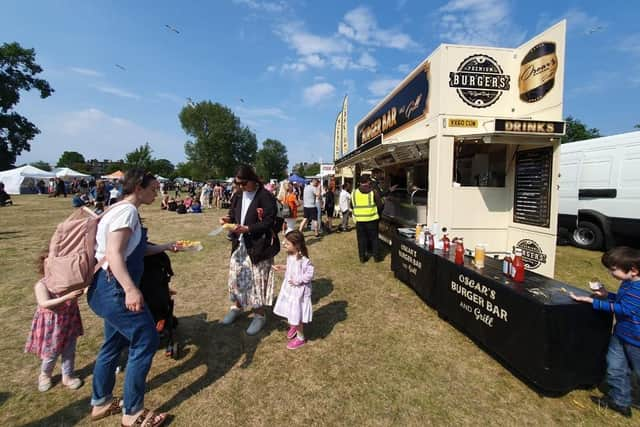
{"left": 454, "top": 140, "right": 506, "bottom": 187}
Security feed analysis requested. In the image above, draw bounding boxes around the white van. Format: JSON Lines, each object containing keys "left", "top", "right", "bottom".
{"left": 558, "top": 131, "right": 640, "bottom": 250}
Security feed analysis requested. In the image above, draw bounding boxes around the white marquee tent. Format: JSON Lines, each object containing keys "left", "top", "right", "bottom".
{"left": 0, "top": 165, "right": 56, "bottom": 194}
{"left": 53, "top": 167, "right": 91, "bottom": 178}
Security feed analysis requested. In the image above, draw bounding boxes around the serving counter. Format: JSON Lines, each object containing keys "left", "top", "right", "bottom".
{"left": 390, "top": 234, "right": 612, "bottom": 394}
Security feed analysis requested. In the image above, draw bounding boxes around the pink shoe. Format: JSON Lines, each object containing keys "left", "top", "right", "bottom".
{"left": 287, "top": 326, "right": 297, "bottom": 340}
{"left": 287, "top": 337, "right": 306, "bottom": 350}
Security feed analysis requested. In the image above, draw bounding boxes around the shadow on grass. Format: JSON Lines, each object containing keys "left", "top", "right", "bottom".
{"left": 19, "top": 300, "right": 348, "bottom": 425}
{"left": 0, "top": 231, "right": 23, "bottom": 240}
{"left": 307, "top": 300, "right": 348, "bottom": 341}
{"left": 147, "top": 311, "right": 282, "bottom": 414}
{"left": 20, "top": 360, "right": 97, "bottom": 427}
{"left": 311, "top": 278, "right": 333, "bottom": 304}
{"left": 0, "top": 391, "right": 10, "bottom": 408}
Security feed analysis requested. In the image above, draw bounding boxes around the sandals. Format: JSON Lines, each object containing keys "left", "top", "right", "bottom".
{"left": 91, "top": 397, "right": 123, "bottom": 422}
{"left": 62, "top": 376, "right": 83, "bottom": 390}
{"left": 121, "top": 409, "right": 167, "bottom": 427}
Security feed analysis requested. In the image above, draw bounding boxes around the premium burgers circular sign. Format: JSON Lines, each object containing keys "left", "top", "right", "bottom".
{"left": 449, "top": 54, "right": 510, "bottom": 108}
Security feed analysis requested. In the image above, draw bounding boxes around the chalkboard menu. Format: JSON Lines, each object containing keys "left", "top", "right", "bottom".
{"left": 513, "top": 147, "right": 553, "bottom": 227}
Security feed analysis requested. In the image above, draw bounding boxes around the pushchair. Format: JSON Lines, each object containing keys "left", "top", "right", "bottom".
{"left": 139, "top": 250, "right": 180, "bottom": 359}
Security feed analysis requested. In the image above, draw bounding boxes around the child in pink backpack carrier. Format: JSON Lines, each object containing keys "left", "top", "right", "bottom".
{"left": 25, "top": 250, "right": 84, "bottom": 392}
{"left": 272, "top": 230, "right": 314, "bottom": 350}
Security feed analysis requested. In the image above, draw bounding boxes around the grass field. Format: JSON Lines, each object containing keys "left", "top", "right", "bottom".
{"left": 0, "top": 195, "right": 636, "bottom": 426}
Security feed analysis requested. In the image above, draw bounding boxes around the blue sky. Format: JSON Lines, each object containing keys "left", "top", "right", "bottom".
{"left": 4, "top": 0, "right": 639, "bottom": 169}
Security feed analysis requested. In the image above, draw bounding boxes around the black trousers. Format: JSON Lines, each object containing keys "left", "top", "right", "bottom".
{"left": 356, "top": 220, "right": 379, "bottom": 261}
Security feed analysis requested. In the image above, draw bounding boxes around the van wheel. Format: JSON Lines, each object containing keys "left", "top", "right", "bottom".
{"left": 572, "top": 221, "right": 604, "bottom": 250}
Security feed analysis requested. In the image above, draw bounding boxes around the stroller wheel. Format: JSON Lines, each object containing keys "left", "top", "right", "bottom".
{"left": 171, "top": 342, "right": 180, "bottom": 360}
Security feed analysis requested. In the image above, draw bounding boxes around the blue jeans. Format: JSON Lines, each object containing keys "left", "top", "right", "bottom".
{"left": 606, "top": 335, "right": 640, "bottom": 407}
{"left": 88, "top": 270, "right": 159, "bottom": 415}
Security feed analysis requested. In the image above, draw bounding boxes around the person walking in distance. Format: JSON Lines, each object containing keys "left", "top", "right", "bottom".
{"left": 299, "top": 179, "right": 320, "bottom": 237}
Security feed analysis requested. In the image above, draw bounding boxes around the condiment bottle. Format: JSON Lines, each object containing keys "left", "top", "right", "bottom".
{"left": 502, "top": 254, "right": 512, "bottom": 276}
{"left": 427, "top": 231, "right": 435, "bottom": 251}
{"left": 442, "top": 233, "right": 450, "bottom": 252}
{"left": 455, "top": 238, "right": 464, "bottom": 265}
{"left": 511, "top": 248, "right": 525, "bottom": 282}
{"left": 415, "top": 223, "right": 423, "bottom": 244}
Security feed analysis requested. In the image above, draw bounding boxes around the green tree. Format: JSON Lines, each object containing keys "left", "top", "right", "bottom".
{"left": 0, "top": 42, "right": 54, "bottom": 170}
{"left": 56, "top": 151, "right": 85, "bottom": 169}
{"left": 561, "top": 116, "right": 602, "bottom": 144}
{"left": 125, "top": 142, "right": 153, "bottom": 170}
{"left": 256, "top": 139, "right": 288, "bottom": 180}
{"left": 292, "top": 162, "right": 320, "bottom": 177}
{"left": 149, "top": 158, "right": 175, "bottom": 178}
{"left": 29, "top": 160, "right": 51, "bottom": 171}
{"left": 174, "top": 161, "right": 194, "bottom": 179}
{"left": 634, "top": 123, "right": 640, "bottom": 129}
{"left": 179, "top": 101, "right": 257, "bottom": 179}
{"left": 105, "top": 161, "right": 126, "bottom": 174}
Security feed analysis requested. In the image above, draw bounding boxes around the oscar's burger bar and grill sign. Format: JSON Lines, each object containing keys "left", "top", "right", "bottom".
{"left": 336, "top": 21, "right": 613, "bottom": 393}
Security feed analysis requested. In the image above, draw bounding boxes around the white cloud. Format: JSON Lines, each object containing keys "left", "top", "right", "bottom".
{"left": 619, "top": 33, "right": 640, "bottom": 56}
{"left": 437, "top": 0, "right": 526, "bottom": 46}
{"left": 93, "top": 85, "right": 140, "bottom": 100}
{"left": 303, "top": 82, "right": 335, "bottom": 105}
{"left": 282, "top": 62, "right": 308, "bottom": 72}
{"left": 156, "top": 92, "right": 185, "bottom": 105}
{"left": 69, "top": 67, "right": 103, "bottom": 77}
{"left": 266, "top": 65, "right": 277, "bottom": 72}
{"left": 338, "top": 7, "right": 417, "bottom": 50}
{"left": 368, "top": 78, "right": 401, "bottom": 97}
{"left": 232, "top": 0, "right": 287, "bottom": 13}
{"left": 277, "top": 22, "right": 351, "bottom": 57}
{"left": 397, "top": 64, "right": 412, "bottom": 74}
{"left": 236, "top": 106, "right": 290, "bottom": 121}
{"left": 357, "top": 52, "right": 377, "bottom": 69}
{"left": 18, "top": 108, "right": 183, "bottom": 164}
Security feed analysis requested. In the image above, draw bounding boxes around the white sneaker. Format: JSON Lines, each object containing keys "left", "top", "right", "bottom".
{"left": 246, "top": 314, "right": 266, "bottom": 335}
{"left": 222, "top": 307, "right": 242, "bottom": 325}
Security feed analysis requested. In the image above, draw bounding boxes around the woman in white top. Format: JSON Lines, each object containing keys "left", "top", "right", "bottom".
{"left": 88, "top": 169, "right": 176, "bottom": 427}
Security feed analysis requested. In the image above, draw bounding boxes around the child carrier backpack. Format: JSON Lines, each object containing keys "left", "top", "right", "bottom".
{"left": 44, "top": 207, "right": 102, "bottom": 295}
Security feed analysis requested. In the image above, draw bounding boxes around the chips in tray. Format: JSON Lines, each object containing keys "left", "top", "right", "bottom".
{"left": 222, "top": 223, "right": 237, "bottom": 230}
{"left": 176, "top": 239, "right": 203, "bottom": 252}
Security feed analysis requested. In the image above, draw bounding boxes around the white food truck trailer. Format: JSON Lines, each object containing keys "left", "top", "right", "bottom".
{"left": 336, "top": 21, "right": 567, "bottom": 278}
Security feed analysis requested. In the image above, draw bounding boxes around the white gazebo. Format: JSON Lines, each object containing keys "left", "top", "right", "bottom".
{"left": 53, "top": 167, "right": 91, "bottom": 178}
{"left": 0, "top": 165, "right": 56, "bottom": 194}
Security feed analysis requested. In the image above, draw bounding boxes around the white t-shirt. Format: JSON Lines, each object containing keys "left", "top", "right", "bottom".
{"left": 95, "top": 203, "right": 141, "bottom": 269}
{"left": 109, "top": 187, "right": 120, "bottom": 199}
{"left": 240, "top": 190, "right": 256, "bottom": 225}
{"left": 339, "top": 189, "right": 351, "bottom": 212}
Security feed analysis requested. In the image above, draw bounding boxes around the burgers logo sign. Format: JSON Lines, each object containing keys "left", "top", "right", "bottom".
{"left": 449, "top": 54, "right": 510, "bottom": 108}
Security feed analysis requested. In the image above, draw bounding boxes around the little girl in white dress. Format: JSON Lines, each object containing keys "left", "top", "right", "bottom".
{"left": 273, "top": 230, "right": 314, "bottom": 350}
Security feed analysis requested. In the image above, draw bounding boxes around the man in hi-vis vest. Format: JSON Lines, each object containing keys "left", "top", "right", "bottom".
{"left": 351, "top": 175, "right": 383, "bottom": 263}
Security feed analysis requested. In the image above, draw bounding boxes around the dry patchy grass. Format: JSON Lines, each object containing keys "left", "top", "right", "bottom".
{"left": 0, "top": 195, "right": 635, "bottom": 426}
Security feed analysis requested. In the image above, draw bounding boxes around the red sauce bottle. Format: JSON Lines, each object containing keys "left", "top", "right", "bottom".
{"left": 427, "top": 232, "right": 435, "bottom": 251}
{"left": 511, "top": 248, "right": 525, "bottom": 282}
{"left": 455, "top": 238, "right": 464, "bottom": 265}
{"left": 442, "top": 233, "right": 450, "bottom": 252}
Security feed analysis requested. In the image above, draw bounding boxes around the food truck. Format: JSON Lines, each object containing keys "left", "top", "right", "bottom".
{"left": 336, "top": 21, "right": 567, "bottom": 279}
{"left": 335, "top": 21, "right": 615, "bottom": 394}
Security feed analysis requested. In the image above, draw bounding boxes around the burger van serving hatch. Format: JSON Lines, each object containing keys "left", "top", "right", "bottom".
{"left": 449, "top": 54, "right": 511, "bottom": 108}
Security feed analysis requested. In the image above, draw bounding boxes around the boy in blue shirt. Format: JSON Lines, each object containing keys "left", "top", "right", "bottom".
{"left": 571, "top": 246, "right": 640, "bottom": 418}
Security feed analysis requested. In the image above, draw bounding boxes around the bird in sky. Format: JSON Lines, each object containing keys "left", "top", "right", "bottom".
{"left": 165, "top": 24, "right": 180, "bottom": 34}
{"left": 585, "top": 25, "right": 604, "bottom": 35}
{"left": 115, "top": 64, "right": 126, "bottom": 71}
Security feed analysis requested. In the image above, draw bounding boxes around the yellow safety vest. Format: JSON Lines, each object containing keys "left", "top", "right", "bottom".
{"left": 352, "top": 189, "right": 379, "bottom": 223}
